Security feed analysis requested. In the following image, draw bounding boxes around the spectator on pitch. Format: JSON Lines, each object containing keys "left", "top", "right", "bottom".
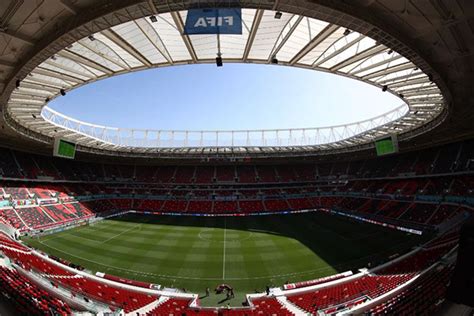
{"left": 266, "top": 285, "right": 270, "bottom": 295}
{"left": 206, "top": 287, "right": 210, "bottom": 297}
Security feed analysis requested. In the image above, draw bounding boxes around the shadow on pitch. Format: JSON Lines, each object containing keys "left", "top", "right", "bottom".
{"left": 106, "top": 211, "right": 423, "bottom": 277}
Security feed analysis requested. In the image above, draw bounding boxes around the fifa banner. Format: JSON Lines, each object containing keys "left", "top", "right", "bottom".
{"left": 184, "top": 8, "right": 242, "bottom": 35}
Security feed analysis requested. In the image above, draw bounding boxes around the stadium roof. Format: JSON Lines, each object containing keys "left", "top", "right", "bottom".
{"left": 0, "top": 1, "right": 472, "bottom": 158}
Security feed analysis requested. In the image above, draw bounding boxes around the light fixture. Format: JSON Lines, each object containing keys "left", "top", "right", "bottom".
{"left": 88, "top": 35, "right": 95, "bottom": 41}
{"left": 382, "top": 85, "right": 388, "bottom": 92}
{"left": 15, "top": 79, "right": 20, "bottom": 88}
{"left": 150, "top": 15, "right": 157, "bottom": 23}
{"left": 343, "top": 29, "right": 351, "bottom": 36}
{"left": 60, "top": 89, "right": 66, "bottom": 96}
{"left": 274, "top": 11, "right": 282, "bottom": 19}
{"left": 387, "top": 49, "right": 393, "bottom": 54}
{"left": 271, "top": 55, "right": 278, "bottom": 64}
{"left": 216, "top": 55, "right": 223, "bottom": 67}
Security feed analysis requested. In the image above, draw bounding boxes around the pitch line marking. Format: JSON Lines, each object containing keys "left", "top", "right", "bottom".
{"left": 36, "top": 237, "right": 417, "bottom": 281}
{"left": 37, "top": 238, "right": 337, "bottom": 280}
{"left": 100, "top": 223, "right": 142, "bottom": 244}
{"left": 198, "top": 229, "right": 253, "bottom": 243}
{"left": 222, "top": 217, "right": 227, "bottom": 280}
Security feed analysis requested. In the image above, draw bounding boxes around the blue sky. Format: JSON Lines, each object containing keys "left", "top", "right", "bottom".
{"left": 48, "top": 63, "right": 402, "bottom": 131}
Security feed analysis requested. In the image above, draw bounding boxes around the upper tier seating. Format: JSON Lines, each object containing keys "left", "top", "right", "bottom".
{"left": 0, "top": 139, "right": 470, "bottom": 183}
{"left": 0, "top": 208, "right": 26, "bottom": 230}
{"left": 15, "top": 207, "right": 54, "bottom": 229}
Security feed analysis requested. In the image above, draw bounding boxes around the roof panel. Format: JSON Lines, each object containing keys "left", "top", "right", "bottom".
{"left": 247, "top": 10, "right": 293, "bottom": 60}
{"left": 277, "top": 17, "right": 329, "bottom": 62}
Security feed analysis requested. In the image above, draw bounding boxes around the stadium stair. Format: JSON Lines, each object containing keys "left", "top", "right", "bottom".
{"left": 275, "top": 295, "right": 308, "bottom": 315}
{"left": 125, "top": 296, "right": 167, "bottom": 316}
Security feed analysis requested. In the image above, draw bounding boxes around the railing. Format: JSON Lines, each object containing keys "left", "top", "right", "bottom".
{"left": 41, "top": 104, "right": 407, "bottom": 148}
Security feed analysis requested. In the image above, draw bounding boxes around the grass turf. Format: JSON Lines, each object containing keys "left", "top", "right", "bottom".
{"left": 23, "top": 211, "right": 424, "bottom": 307}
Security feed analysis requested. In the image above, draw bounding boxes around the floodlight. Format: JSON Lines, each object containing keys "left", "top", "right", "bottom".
{"left": 382, "top": 85, "right": 388, "bottom": 92}
{"left": 60, "top": 89, "right": 66, "bottom": 96}
{"left": 216, "top": 56, "right": 223, "bottom": 67}
{"left": 274, "top": 11, "right": 282, "bottom": 19}
{"left": 150, "top": 15, "right": 157, "bottom": 23}
{"left": 343, "top": 29, "right": 351, "bottom": 36}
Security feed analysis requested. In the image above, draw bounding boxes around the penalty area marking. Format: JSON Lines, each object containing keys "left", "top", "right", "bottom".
{"left": 41, "top": 223, "right": 143, "bottom": 244}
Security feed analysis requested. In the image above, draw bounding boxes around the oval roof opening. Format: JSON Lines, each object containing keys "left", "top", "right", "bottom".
{"left": 46, "top": 63, "right": 404, "bottom": 131}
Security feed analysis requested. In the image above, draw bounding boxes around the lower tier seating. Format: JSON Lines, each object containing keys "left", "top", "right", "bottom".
{"left": 367, "top": 264, "right": 454, "bottom": 315}
{"left": 287, "top": 274, "right": 414, "bottom": 314}
{"left": 0, "top": 266, "right": 71, "bottom": 315}
{"left": 147, "top": 297, "right": 294, "bottom": 316}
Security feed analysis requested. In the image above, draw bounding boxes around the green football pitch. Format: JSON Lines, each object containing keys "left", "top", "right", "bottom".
{"left": 23, "top": 212, "right": 424, "bottom": 307}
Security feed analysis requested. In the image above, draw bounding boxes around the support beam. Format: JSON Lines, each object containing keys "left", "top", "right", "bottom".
{"left": 135, "top": 19, "right": 173, "bottom": 64}
{"left": 170, "top": 11, "right": 198, "bottom": 62}
{"left": 34, "top": 67, "right": 84, "bottom": 84}
{"left": 147, "top": 0, "right": 158, "bottom": 14}
{"left": 21, "top": 80, "right": 63, "bottom": 92}
{"left": 0, "top": 59, "right": 15, "bottom": 67}
{"left": 243, "top": 9, "right": 264, "bottom": 61}
{"left": 100, "top": 29, "right": 152, "bottom": 67}
{"left": 385, "top": 76, "right": 429, "bottom": 89}
{"left": 362, "top": 62, "right": 413, "bottom": 80}
{"left": 330, "top": 44, "right": 386, "bottom": 72}
{"left": 77, "top": 41, "right": 128, "bottom": 70}
{"left": 349, "top": 55, "right": 401, "bottom": 75}
{"left": 59, "top": 0, "right": 78, "bottom": 14}
{"left": 268, "top": 15, "right": 304, "bottom": 62}
{"left": 290, "top": 24, "right": 339, "bottom": 65}
{"left": 377, "top": 71, "right": 422, "bottom": 85}
{"left": 0, "top": 29, "right": 35, "bottom": 45}
{"left": 313, "top": 34, "right": 364, "bottom": 68}
{"left": 44, "top": 60, "right": 94, "bottom": 80}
